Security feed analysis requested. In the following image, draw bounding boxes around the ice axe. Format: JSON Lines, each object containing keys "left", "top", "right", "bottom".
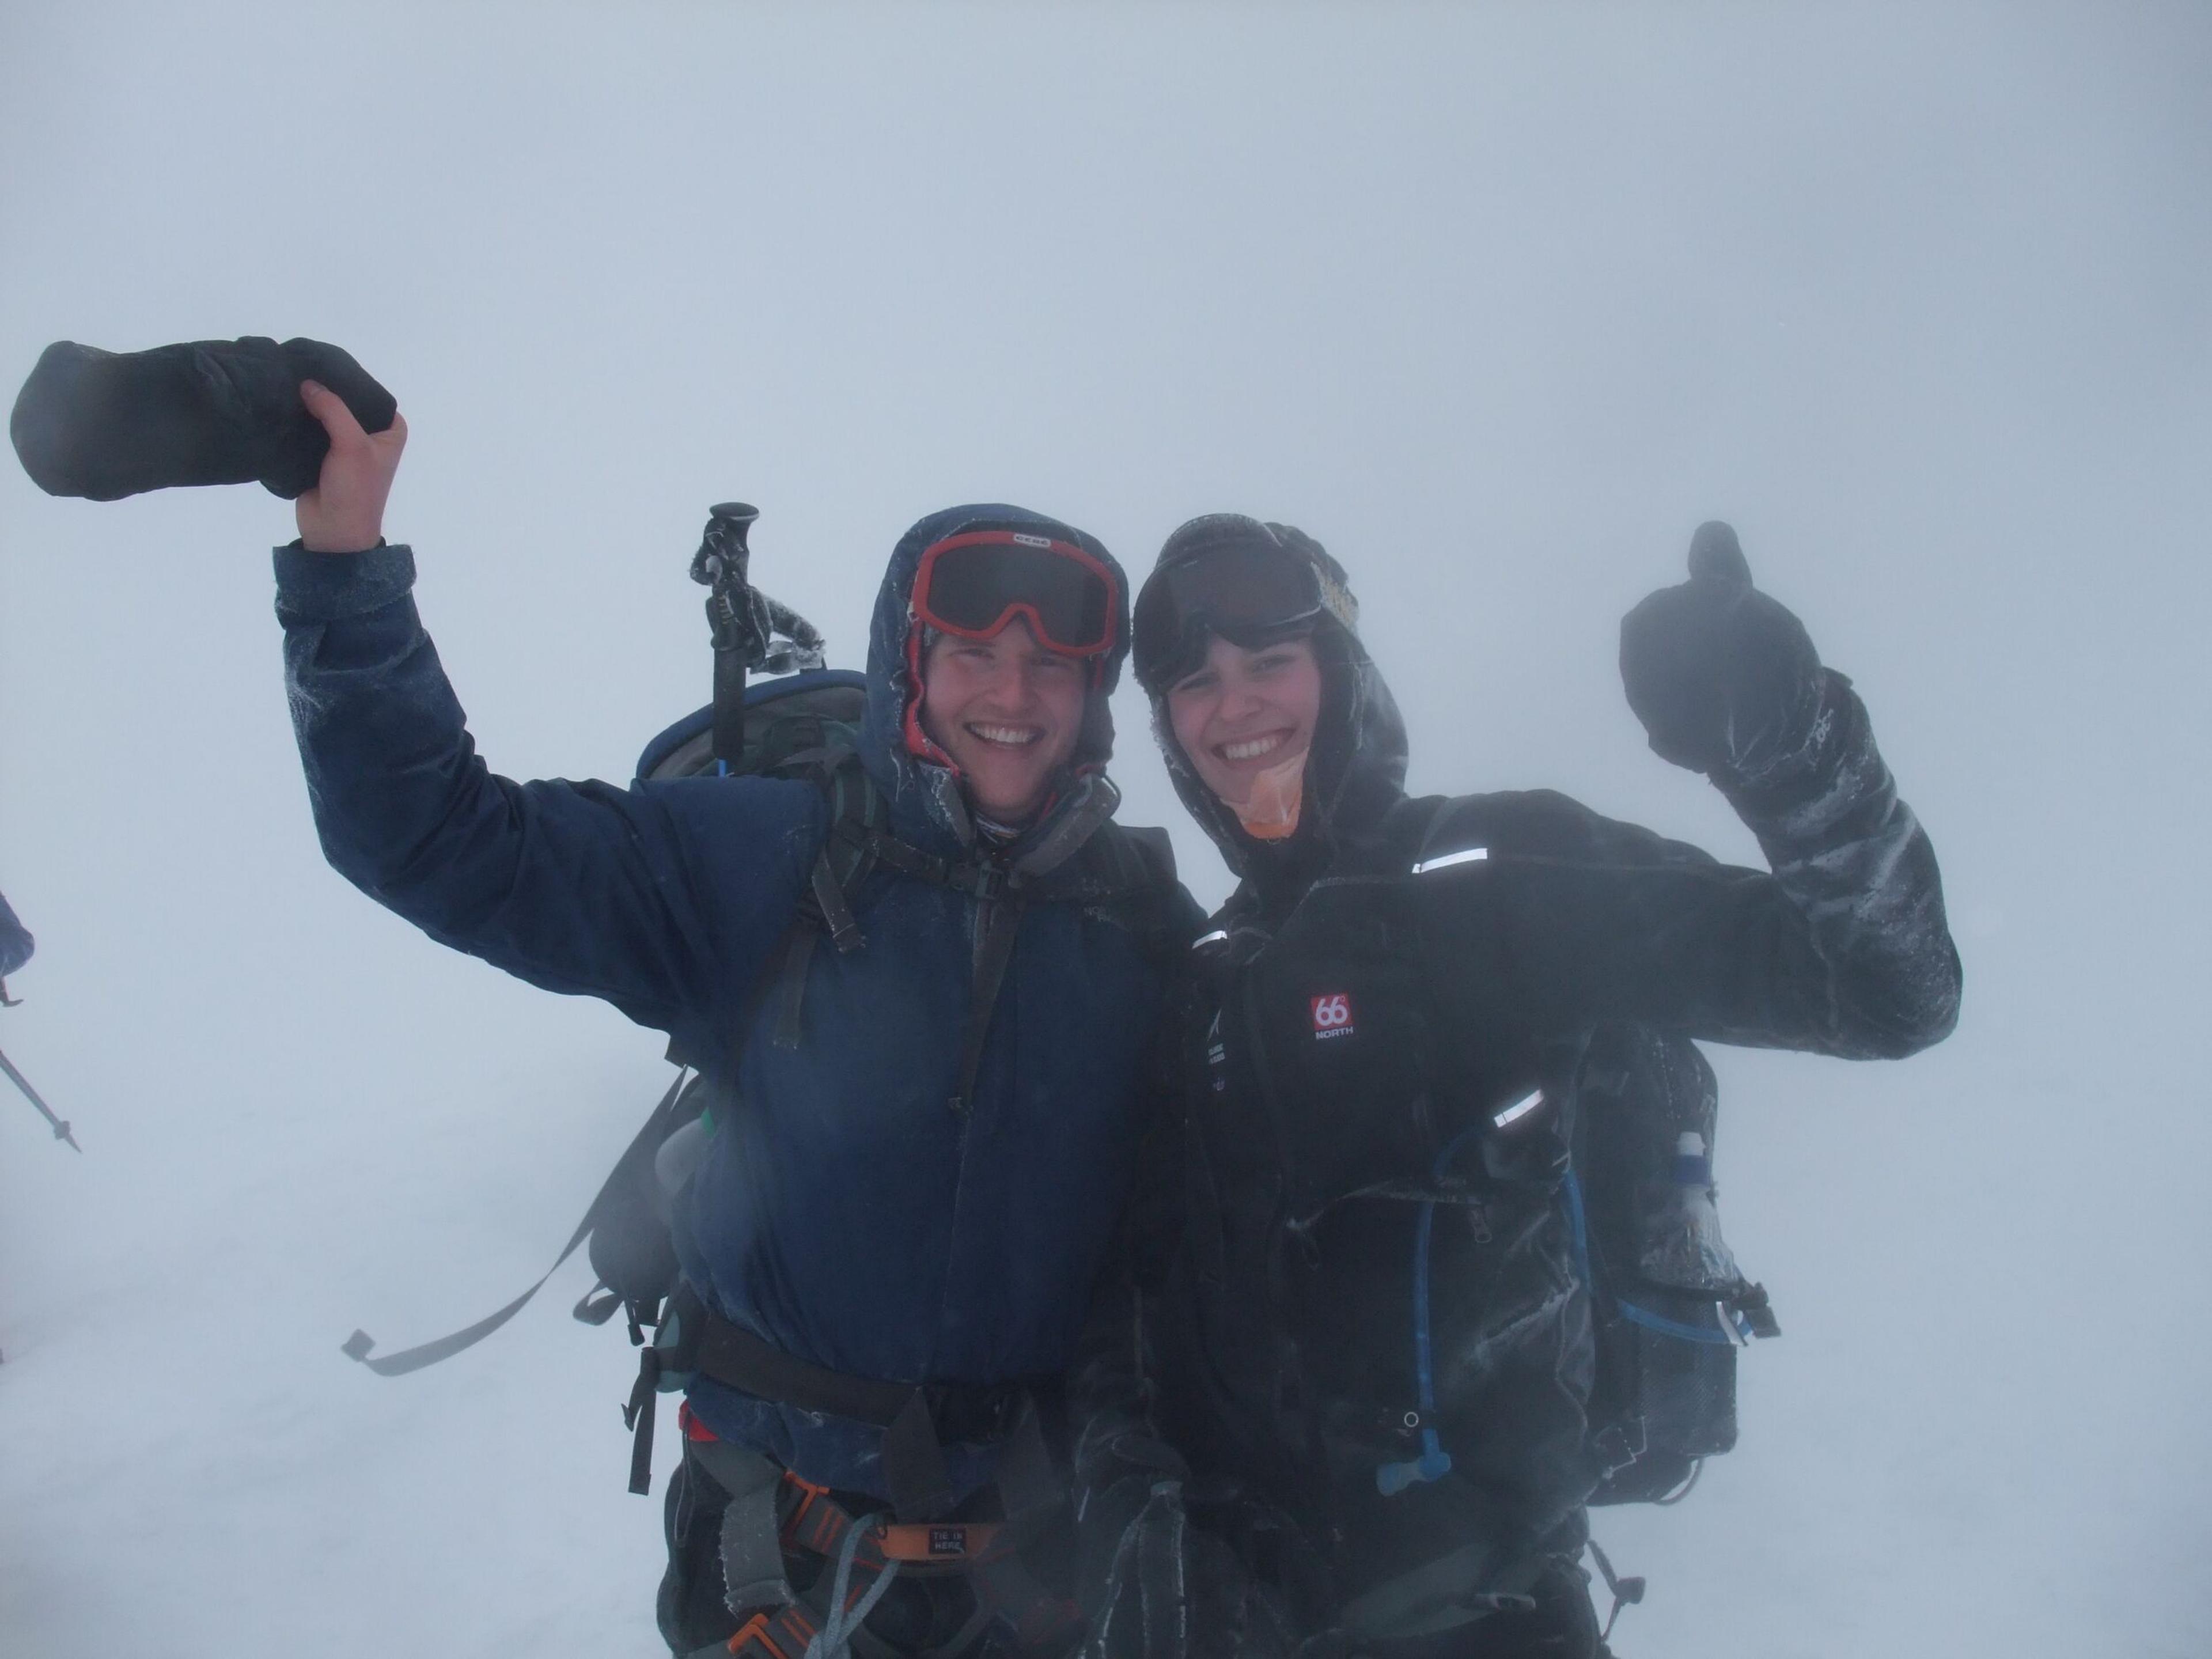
{"left": 687, "top": 502, "right": 825, "bottom": 772}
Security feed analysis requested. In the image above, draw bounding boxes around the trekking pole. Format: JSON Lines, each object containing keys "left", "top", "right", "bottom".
{"left": 687, "top": 501, "right": 827, "bottom": 774}
{"left": 692, "top": 502, "right": 760, "bottom": 774}
{"left": 0, "top": 1041, "right": 79, "bottom": 1152}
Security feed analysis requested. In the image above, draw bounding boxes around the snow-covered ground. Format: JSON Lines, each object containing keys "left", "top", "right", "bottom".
{"left": 4, "top": 5, "right": 2209, "bottom": 1655}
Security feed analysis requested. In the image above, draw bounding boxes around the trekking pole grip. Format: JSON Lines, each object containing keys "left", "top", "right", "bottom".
{"left": 693, "top": 502, "right": 762, "bottom": 772}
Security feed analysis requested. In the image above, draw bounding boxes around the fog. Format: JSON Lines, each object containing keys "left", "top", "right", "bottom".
{"left": 2, "top": 3, "right": 2207, "bottom": 1654}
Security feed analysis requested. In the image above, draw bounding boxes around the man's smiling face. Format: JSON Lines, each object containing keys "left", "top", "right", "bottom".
{"left": 918, "top": 616, "right": 1086, "bottom": 823}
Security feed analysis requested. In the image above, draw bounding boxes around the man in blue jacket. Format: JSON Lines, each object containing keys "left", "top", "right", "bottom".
{"left": 279, "top": 383, "right": 1196, "bottom": 1657}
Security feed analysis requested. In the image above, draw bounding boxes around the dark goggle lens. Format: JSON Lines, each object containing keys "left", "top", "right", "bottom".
{"left": 1134, "top": 544, "right": 1325, "bottom": 683}
{"left": 921, "top": 541, "right": 1114, "bottom": 653}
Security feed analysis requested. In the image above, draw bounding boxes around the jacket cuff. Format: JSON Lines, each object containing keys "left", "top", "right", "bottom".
{"left": 271, "top": 540, "right": 416, "bottom": 621}
{"left": 1721, "top": 670, "right": 1879, "bottom": 839}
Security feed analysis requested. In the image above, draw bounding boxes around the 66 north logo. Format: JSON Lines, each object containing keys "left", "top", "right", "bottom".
{"left": 1310, "top": 993, "right": 1357, "bottom": 1041}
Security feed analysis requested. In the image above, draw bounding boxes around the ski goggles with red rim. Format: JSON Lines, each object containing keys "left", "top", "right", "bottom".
{"left": 910, "top": 529, "right": 1120, "bottom": 657}
{"left": 1132, "top": 536, "right": 1333, "bottom": 692}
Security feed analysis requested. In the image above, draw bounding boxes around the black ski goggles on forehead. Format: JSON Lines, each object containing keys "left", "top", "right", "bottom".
{"left": 911, "top": 529, "right": 1119, "bottom": 657}
{"left": 1133, "top": 539, "right": 1330, "bottom": 690}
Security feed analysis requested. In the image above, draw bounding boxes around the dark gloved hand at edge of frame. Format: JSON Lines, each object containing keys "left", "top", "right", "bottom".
{"left": 10, "top": 336, "right": 396, "bottom": 502}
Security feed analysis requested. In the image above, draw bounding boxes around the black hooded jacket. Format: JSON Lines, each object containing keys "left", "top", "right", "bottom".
{"left": 1071, "top": 522, "right": 1961, "bottom": 1634}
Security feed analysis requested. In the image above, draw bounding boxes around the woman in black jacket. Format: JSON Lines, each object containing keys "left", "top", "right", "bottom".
{"left": 1072, "top": 516, "right": 1960, "bottom": 1659}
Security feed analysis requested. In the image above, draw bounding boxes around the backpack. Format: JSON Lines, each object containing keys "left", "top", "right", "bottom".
{"left": 1569, "top": 1025, "right": 1780, "bottom": 1507}
{"left": 572, "top": 669, "right": 884, "bottom": 1346}
{"left": 1400, "top": 805, "right": 1782, "bottom": 1510}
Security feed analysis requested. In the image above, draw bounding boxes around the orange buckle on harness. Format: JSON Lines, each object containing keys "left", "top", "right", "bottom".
{"left": 874, "top": 1521, "right": 1005, "bottom": 1564}
{"left": 727, "top": 1604, "right": 818, "bottom": 1659}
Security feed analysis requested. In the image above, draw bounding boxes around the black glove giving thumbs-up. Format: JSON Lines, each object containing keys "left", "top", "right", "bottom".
{"left": 1618, "top": 521, "right": 1829, "bottom": 789}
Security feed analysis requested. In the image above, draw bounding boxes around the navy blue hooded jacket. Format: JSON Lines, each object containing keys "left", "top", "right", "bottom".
{"left": 275, "top": 505, "right": 1195, "bottom": 1496}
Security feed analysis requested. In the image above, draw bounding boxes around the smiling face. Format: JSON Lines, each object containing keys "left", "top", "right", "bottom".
{"left": 918, "top": 616, "right": 1088, "bottom": 823}
{"left": 1165, "top": 631, "right": 1324, "bottom": 836}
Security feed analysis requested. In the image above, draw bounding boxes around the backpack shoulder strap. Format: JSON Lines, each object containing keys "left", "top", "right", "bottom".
{"left": 1046, "top": 821, "right": 1195, "bottom": 967}
{"left": 763, "top": 744, "right": 885, "bottom": 1050}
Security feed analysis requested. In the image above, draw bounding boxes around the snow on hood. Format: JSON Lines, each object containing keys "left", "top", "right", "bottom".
{"left": 1141, "top": 514, "right": 1408, "bottom": 886}
{"left": 857, "top": 502, "right": 1134, "bottom": 853}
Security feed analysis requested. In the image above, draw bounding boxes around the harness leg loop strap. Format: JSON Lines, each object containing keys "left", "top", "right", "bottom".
{"left": 805, "top": 1513, "right": 903, "bottom": 1659}
{"left": 690, "top": 1441, "right": 797, "bottom": 1614}
{"left": 722, "top": 1479, "right": 796, "bottom": 1613}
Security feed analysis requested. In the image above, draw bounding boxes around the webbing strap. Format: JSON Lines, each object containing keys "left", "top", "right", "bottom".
{"left": 783, "top": 1483, "right": 1010, "bottom": 1571}
{"left": 726, "top": 1495, "right": 908, "bottom": 1659}
{"left": 810, "top": 1508, "right": 905, "bottom": 1659}
{"left": 771, "top": 925, "right": 821, "bottom": 1051}
{"left": 862, "top": 830, "right": 1008, "bottom": 901}
{"left": 1586, "top": 1539, "right": 1646, "bottom": 1642}
{"left": 694, "top": 1310, "right": 923, "bottom": 1427}
{"left": 342, "top": 1071, "right": 691, "bottom": 1377}
{"left": 624, "top": 1347, "right": 663, "bottom": 1495}
{"left": 810, "top": 846, "right": 865, "bottom": 953}
{"left": 742, "top": 1476, "right": 1074, "bottom": 1658}
{"left": 728, "top": 1599, "right": 825, "bottom": 1659}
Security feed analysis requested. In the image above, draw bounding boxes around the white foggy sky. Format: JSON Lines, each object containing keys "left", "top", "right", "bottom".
{"left": 2, "top": 3, "right": 2208, "bottom": 1655}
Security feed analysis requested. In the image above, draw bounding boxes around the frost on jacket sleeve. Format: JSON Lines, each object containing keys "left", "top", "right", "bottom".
{"left": 274, "top": 543, "right": 813, "bottom": 1042}
{"left": 1414, "top": 673, "right": 1961, "bottom": 1061}
{"left": 1715, "top": 668, "right": 1960, "bottom": 1056}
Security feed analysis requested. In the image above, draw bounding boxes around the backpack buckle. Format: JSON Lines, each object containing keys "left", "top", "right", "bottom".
{"left": 947, "top": 862, "right": 1009, "bottom": 902}
{"left": 1729, "top": 1281, "right": 1782, "bottom": 1339}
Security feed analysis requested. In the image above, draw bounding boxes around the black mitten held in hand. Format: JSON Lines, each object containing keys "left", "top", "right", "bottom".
{"left": 10, "top": 336, "right": 396, "bottom": 502}
{"left": 1619, "top": 521, "right": 1825, "bottom": 787}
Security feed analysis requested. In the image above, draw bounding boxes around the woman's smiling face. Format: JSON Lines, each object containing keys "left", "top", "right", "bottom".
{"left": 1165, "top": 631, "right": 1324, "bottom": 834}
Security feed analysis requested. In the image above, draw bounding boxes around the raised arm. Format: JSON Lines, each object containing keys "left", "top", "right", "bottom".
{"left": 1620, "top": 520, "right": 1959, "bottom": 1054}
{"left": 276, "top": 384, "right": 813, "bottom": 1043}
{"left": 1415, "top": 523, "right": 1960, "bottom": 1061}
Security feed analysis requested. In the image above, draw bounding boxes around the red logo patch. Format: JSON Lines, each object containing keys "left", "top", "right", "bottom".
{"left": 1310, "top": 993, "right": 1355, "bottom": 1040}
